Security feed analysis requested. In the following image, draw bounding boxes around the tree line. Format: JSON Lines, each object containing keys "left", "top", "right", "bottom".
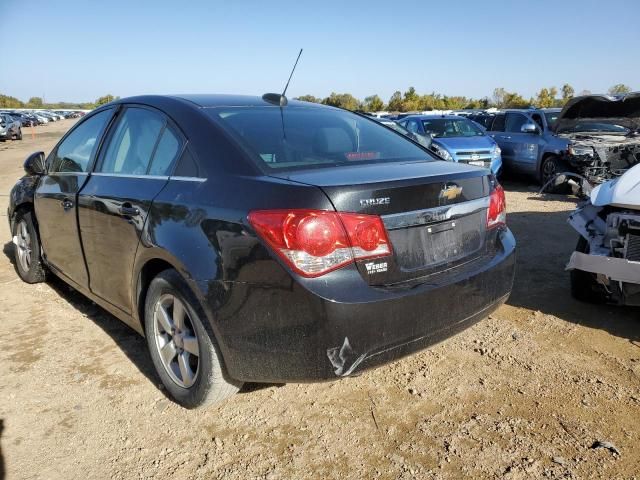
{"left": 1, "top": 84, "right": 633, "bottom": 111}
{"left": 0, "top": 94, "right": 119, "bottom": 110}
{"left": 296, "top": 83, "right": 633, "bottom": 112}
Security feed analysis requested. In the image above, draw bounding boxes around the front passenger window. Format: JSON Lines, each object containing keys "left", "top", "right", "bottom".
{"left": 99, "top": 108, "right": 164, "bottom": 175}
{"left": 505, "top": 113, "right": 528, "bottom": 133}
{"left": 49, "top": 109, "right": 113, "bottom": 173}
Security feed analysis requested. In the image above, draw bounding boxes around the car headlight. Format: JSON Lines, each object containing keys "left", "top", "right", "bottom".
{"left": 432, "top": 143, "right": 453, "bottom": 161}
{"left": 492, "top": 145, "right": 501, "bottom": 157}
{"left": 568, "top": 145, "right": 594, "bottom": 156}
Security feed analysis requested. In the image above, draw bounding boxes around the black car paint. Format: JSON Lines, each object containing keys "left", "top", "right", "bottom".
{"left": 8, "top": 94, "right": 516, "bottom": 383}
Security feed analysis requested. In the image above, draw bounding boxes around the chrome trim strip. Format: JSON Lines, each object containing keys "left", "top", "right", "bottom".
{"left": 382, "top": 196, "right": 490, "bottom": 230}
{"left": 169, "top": 176, "right": 207, "bottom": 182}
{"left": 90, "top": 173, "right": 170, "bottom": 180}
{"left": 48, "top": 172, "right": 89, "bottom": 176}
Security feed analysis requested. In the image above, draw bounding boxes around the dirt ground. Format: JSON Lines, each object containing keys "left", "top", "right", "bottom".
{"left": 0, "top": 120, "right": 638, "bottom": 480}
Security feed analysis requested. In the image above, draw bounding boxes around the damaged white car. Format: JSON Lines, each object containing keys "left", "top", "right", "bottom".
{"left": 567, "top": 162, "right": 640, "bottom": 305}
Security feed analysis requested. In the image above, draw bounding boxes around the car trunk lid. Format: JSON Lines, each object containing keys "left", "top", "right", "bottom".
{"left": 268, "top": 161, "right": 491, "bottom": 285}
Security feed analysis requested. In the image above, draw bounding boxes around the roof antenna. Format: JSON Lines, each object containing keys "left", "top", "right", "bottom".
{"left": 263, "top": 49, "right": 303, "bottom": 107}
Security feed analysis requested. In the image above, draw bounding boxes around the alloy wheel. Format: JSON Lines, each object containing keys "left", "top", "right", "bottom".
{"left": 16, "top": 220, "right": 32, "bottom": 272}
{"left": 153, "top": 294, "right": 200, "bottom": 388}
{"left": 542, "top": 158, "right": 557, "bottom": 183}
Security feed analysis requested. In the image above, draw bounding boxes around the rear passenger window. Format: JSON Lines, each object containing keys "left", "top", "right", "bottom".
{"left": 490, "top": 114, "right": 505, "bottom": 132}
{"left": 505, "top": 113, "right": 528, "bottom": 133}
{"left": 99, "top": 107, "right": 164, "bottom": 175}
{"left": 173, "top": 148, "right": 201, "bottom": 177}
{"left": 148, "top": 126, "right": 182, "bottom": 175}
{"left": 49, "top": 109, "right": 113, "bottom": 173}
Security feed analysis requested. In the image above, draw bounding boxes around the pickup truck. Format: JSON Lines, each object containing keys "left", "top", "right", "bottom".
{"left": 486, "top": 109, "right": 568, "bottom": 186}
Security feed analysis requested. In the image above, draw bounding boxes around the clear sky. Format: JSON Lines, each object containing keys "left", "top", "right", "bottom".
{"left": 1, "top": 0, "right": 638, "bottom": 103}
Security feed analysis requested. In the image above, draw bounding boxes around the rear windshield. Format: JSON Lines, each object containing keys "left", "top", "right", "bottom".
{"left": 208, "top": 106, "right": 433, "bottom": 172}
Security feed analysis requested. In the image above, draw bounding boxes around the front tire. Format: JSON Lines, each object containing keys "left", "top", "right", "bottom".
{"left": 144, "top": 269, "right": 242, "bottom": 408}
{"left": 16, "top": 128, "right": 22, "bottom": 140}
{"left": 12, "top": 211, "right": 47, "bottom": 283}
{"left": 570, "top": 237, "right": 608, "bottom": 303}
{"left": 540, "top": 155, "right": 571, "bottom": 193}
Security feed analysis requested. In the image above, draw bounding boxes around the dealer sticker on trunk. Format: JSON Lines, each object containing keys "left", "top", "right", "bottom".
{"left": 365, "top": 261, "right": 388, "bottom": 274}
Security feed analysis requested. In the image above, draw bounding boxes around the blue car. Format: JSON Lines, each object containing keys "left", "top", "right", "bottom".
{"left": 398, "top": 115, "right": 502, "bottom": 175}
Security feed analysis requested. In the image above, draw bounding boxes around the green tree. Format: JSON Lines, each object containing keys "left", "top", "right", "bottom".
{"left": 493, "top": 88, "right": 529, "bottom": 108}
{"left": 534, "top": 87, "right": 558, "bottom": 108}
{"left": 387, "top": 91, "right": 403, "bottom": 112}
{"left": 321, "top": 92, "right": 361, "bottom": 111}
{"left": 363, "top": 95, "right": 384, "bottom": 112}
{"left": 95, "top": 94, "right": 117, "bottom": 106}
{"left": 296, "top": 95, "right": 320, "bottom": 103}
{"left": 0, "top": 94, "right": 24, "bottom": 108}
{"left": 561, "top": 84, "right": 574, "bottom": 103}
{"left": 401, "top": 87, "right": 420, "bottom": 111}
{"left": 27, "top": 97, "right": 43, "bottom": 108}
{"left": 608, "top": 84, "right": 632, "bottom": 95}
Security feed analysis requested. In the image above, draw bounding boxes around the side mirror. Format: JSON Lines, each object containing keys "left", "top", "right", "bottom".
{"left": 521, "top": 123, "right": 539, "bottom": 134}
{"left": 24, "top": 151, "right": 46, "bottom": 176}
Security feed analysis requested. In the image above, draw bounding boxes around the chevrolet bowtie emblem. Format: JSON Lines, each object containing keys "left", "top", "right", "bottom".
{"left": 440, "top": 184, "right": 463, "bottom": 201}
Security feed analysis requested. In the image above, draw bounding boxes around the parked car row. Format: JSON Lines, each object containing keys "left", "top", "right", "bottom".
{"left": 376, "top": 92, "right": 640, "bottom": 192}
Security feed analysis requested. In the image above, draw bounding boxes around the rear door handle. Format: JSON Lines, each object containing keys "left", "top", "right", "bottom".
{"left": 502, "top": 136, "right": 511, "bottom": 139}
{"left": 61, "top": 198, "right": 74, "bottom": 211}
{"left": 119, "top": 204, "right": 140, "bottom": 217}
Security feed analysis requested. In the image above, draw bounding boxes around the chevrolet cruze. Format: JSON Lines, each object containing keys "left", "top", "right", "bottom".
{"left": 8, "top": 94, "right": 515, "bottom": 408}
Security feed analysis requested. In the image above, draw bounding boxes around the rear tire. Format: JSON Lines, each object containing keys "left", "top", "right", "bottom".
{"left": 12, "top": 211, "right": 47, "bottom": 283}
{"left": 144, "top": 269, "right": 242, "bottom": 408}
{"left": 570, "top": 237, "right": 608, "bottom": 303}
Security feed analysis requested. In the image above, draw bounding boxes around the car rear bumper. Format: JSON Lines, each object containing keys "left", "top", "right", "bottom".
{"left": 203, "top": 228, "right": 516, "bottom": 383}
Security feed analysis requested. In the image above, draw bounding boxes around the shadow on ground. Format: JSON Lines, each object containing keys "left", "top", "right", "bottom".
{"left": 2, "top": 241, "right": 272, "bottom": 397}
{"left": 506, "top": 208, "right": 640, "bottom": 345}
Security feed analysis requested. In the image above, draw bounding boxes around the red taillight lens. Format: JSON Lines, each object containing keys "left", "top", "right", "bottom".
{"left": 487, "top": 184, "right": 507, "bottom": 229}
{"left": 248, "top": 209, "right": 391, "bottom": 277}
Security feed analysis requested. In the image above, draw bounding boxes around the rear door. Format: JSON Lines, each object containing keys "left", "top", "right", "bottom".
{"left": 77, "top": 106, "right": 185, "bottom": 313}
{"left": 34, "top": 108, "right": 115, "bottom": 286}
{"left": 487, "top": 113, "right": 512, "bottom": 163}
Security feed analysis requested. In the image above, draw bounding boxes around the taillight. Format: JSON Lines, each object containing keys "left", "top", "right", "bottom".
{"left": 248, "top": 209, "right": 391, "bottom": 277}
{"left": 487, "top": 183, "right": 507, "bottom": 229}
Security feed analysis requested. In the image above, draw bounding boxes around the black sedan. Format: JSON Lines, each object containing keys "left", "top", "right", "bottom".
{"left": 8, "top": 94, "right": 515, "bottom": 408}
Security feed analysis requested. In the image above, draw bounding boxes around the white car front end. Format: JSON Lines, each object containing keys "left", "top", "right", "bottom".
{"left": 566, "top": 163, "right": 640, "bottom": 305}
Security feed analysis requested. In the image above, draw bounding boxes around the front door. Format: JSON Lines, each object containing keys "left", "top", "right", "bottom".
{"left": 77, "top": 106, "right": 185, "bottom": 313}
{"left": 504, "top": 112, "right": 542, "bottom": 174}
{"left": 34, "top": 109, "right": 115, "bottom": 286}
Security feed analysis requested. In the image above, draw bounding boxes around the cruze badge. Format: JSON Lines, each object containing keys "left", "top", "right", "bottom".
{"left": 439, "top": 184, "right": 463, "bottom": 202}
{"left": 359, "top": 197, "right": 390, "bottom": 207}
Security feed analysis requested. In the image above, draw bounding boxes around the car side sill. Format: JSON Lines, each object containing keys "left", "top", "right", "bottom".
{"left": 46, "top": 263, "right": 144, "bottom": 335}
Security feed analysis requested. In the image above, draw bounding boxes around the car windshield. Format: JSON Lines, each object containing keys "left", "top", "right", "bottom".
{"left": 544, "top": 112, "right": 560, "bottom": 128}
{"left": 209, "top": 106, "right": 434, "bottom": 172}
{"left": 559, "top": 122, "right": 630, "bottom": 134}
{"left": 420, "top": 118, "right": 484, "bottom": 138}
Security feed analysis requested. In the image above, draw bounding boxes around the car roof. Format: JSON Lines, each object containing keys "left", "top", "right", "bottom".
{"left": 403, "top": 114, "right": 467, "bottom": 120}
{"left": 113, "top": 94, "right": 325, "bottom": 109}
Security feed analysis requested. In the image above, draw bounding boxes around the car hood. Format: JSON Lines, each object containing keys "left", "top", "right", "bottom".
{"left": 432, "top": 135, "right": 495, "bottom": 151}
{"left": 590, "top": 162, "right": 640, "bottom": 209}
{"left": 556, "top": 92, "right": 640, "bottom": 134}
